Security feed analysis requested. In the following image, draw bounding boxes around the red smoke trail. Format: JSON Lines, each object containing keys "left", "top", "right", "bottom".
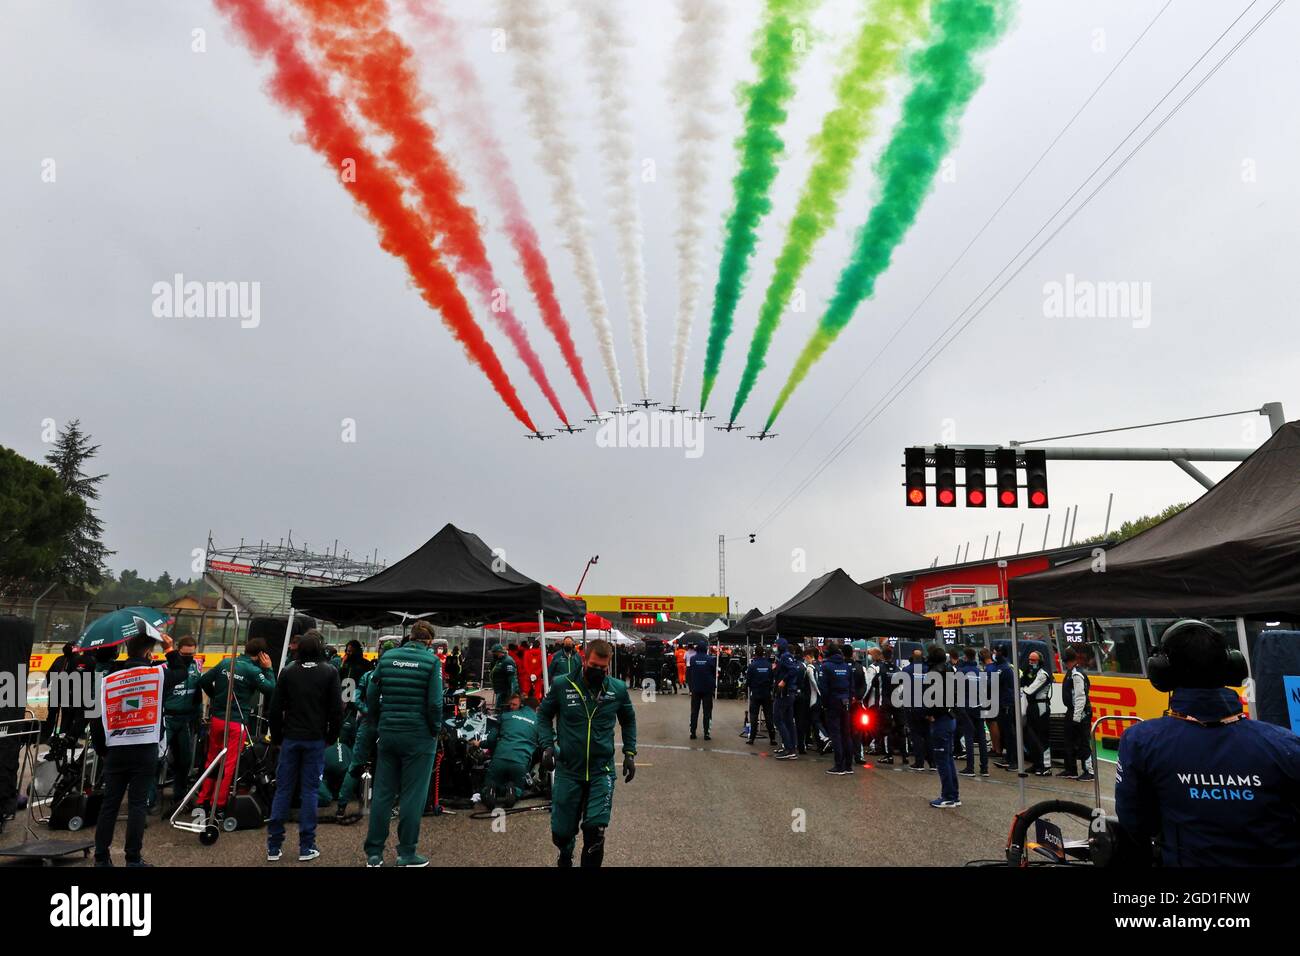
{"left": 293, "top": 0, "right": 572, "bottom": 426}
{"left": 212, "top": 0, "right": 536, "bottom": 431}
{"left": 405, "top": 0, "right": 598, "bottom": 415}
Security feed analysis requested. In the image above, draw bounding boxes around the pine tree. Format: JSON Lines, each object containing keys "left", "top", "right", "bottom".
{"left": 43, "top": 419, "right": 113, "bottom": 587}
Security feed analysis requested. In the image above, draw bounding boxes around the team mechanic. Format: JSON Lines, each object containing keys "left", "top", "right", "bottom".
{"left": 477, "top": 692, "right": 540, "bottom": 809}
{"left": 1116, "top": 619, "right": 1300, "bottom": 866}
{"left": 537, "top": 638, "right": 637, "bottom": 867}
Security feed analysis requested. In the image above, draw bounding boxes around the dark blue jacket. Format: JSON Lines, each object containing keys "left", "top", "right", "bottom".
{"left": 746, "top": 656, "right": 774, "bottom": 699}
{"left": 686, "top": 648, "right": 717, "bottom": 694}
{"left": 901, "top": 660, "right": 927, "bottom": 713}
{"left": 921, "top": 661, "right": 955, "bottom": 718}
{"left": 1115, "top": 687, "right": 1300, "bottom": 866}
{"left": 775, "top": 651, "right": 803, "bottom": 696}
{"left": 817, "top": 654, "right": 852, "bottom": 703}
{"left": 957, "top": 660, "right": 984, "bottom": 711}
{"left": 991, "top": 659, "right": 1015, "bottom": 707}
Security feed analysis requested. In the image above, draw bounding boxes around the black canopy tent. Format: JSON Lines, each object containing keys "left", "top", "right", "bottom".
{"left": 1009, "top": 420, "right": 1300, "bottom": 621}
{"left": 1003, "top": 421, "right": 1300, "bottom": 805}
{"left": 288, "top": 523, "right": 586, "bottom": 685}
{"left": 750, "top": 569, "right": 936, "bottom": 640}
{"left": 716, "top": 608, "right": 763, "bottom": 643}
{"left": 291, "top": 524, "right": 585, "bottom": 627}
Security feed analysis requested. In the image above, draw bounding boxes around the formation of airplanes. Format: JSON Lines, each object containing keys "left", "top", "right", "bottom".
{"left": 525, "top": 402, "right": 775, "bottom": 439}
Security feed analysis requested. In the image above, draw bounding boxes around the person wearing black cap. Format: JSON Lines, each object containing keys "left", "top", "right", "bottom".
{"left": 772, "top": 637, "right": 803, "bottom": 760}
{"left": 92, "top": 628, "right": 173, "bottom": 866}
{"left": 1115, "top": 620, "right": 1300, "bottom": 866}
{"left": 745, "top": 646, "right": 775, "bottom": 746}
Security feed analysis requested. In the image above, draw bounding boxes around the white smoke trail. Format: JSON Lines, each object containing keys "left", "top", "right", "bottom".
{"left": 667, "top": 0, "right": 727, "bottom": 407}
{"left": 573, "top": 0, "right": 650, "bottom": 400}
{"left": 500, "top": 0, "right": 623, "bottom": 405}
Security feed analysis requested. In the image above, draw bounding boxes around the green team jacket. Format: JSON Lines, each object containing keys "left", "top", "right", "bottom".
{"left": 484, "top": 707, "right": 541, "bottom": 765}
{"left": 163, "top": 653, "right": 204, "bottom": 718}
{"left": 196, "top": 654, "right": 276, "bottom": 725}
{"left": 490, "top": 654, "right": 519, "bottom": 698}
{"left": 365, "top": 643, "right": 443, "bottom": 740}
{"left": 353, "top": 669, "right": 374, "bottom": 717}
{"left": 538, "top": 674, "right": 637, "bottom": 781}
{"left": 548, "top": 648, "right": 582, "bottom": 685}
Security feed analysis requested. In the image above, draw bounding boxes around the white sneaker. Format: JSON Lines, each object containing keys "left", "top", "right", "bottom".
{"left": 298, "top": 847, "right": 320, "bottom": 862}
{"left": 267, "top": 848, "right": 282, "bottom": 862}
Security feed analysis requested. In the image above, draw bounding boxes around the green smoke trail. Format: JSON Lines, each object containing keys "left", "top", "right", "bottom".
{"left": 729, "top": 0, "right": 926, "bottom": 422}
{"left": 765, "top": 0, "right": 1014, "bottom": 430}
{"left": 699, "top": 0, "right": 819, "bottom": 413}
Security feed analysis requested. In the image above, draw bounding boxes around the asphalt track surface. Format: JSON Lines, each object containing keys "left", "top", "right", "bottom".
{"left": 6, "top": 694, "right": 1116, "bottom": 867}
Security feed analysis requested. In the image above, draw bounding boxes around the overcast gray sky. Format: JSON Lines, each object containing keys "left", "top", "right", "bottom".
{"left": 3, "top": 0, "right": 1297, "bottom": 614}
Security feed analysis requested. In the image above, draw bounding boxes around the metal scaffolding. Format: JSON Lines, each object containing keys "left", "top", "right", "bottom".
{"left": 203, "top": 531, "right": 386, "bottom": 583}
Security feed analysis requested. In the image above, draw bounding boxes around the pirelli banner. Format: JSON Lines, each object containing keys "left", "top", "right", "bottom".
{"left": 580, "top": 595, "right": 729, "bottom": 615}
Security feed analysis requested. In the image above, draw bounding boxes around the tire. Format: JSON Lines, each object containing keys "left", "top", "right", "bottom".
{"left": 66, "top": 815, "right": 83, "bottom": 832}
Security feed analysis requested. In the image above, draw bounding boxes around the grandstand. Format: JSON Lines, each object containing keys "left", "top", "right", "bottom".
{"left": 201, "top": 534, "right": 400, "bottom": 648}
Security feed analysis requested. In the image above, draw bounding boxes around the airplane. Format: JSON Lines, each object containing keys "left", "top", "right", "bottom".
{"left": 663, "top": 404, "right": 687, "bottom": 414}
{"left": 608, "top": 405, "right": 632, "bottom": 416}
{"left": 690, "top": 411, "right": 716, "bottom": 422}
{"left": 748, "top": 430, "right": 779, "bottom": 441}
{"left": 714, "top": 422, "right": 745, "bottom": 433}
{"left": 525, "top": 431, "right": 555, "bottom": 441}
{"left": 557, "top": 424, "right": 585, "bottom": 435}
{"left": 583, "top": 414, "right": 610, "bottom": 425}
{"left": 632, "top": 399, "right": 660, "bottom": 409}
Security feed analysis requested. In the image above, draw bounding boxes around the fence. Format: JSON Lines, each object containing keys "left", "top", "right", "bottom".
{"left": 1, "top": 596, "right": 403, "bottom": 657}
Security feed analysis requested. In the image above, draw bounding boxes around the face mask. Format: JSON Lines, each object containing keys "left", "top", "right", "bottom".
{"left": 583, "top": 665, "right": 606, "bottom": 689}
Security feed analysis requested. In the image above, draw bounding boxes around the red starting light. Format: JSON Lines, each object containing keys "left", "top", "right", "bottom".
{"left": 907, "top": 488, "right": 924, "bottom": 505}
{"left": 968, "top": 489, "right": 985, "bottom": 507}
{"left": 1029, "top": 489, "right": 1047, "bottom": 507}
{"left": 937, "top": 488, "right": 955, "bottom": 506}
{"left": 858, "top": 711, "right": 871, "bottom": 729}
{"left": 1000, "top": 489, "right": 1016, "bottom": 506}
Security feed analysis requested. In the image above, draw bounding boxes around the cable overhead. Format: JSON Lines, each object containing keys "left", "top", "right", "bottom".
{"left": 751, "top": 0, "right": 1282, "bottom": 534}
{"left": 1015, "top": 408, "right": 1268, "bottom": 445}
{"left": 745, "top": 0, "right": 1176, "bottom": 513}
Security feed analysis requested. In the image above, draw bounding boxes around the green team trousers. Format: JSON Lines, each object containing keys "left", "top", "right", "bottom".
{"left": 550, "top": 768, "right": 615, "bottom": 856}
{"left": 363, "top": 733, "right": 436, "bottom": 859}
{"left": 338, "top": 721, "right": 376, "bottom": 808}
{"left": 485, "top": 756, "right": 530, "bottom": 799}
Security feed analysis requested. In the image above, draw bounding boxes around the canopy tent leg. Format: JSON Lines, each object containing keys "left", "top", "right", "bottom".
{"left": 479, "top": 626, "right": 487, "bottom": 688}
{"left": 714, "top": 634, "right": 720, "bottom": 702}
{"left": 744, "top": 633, "right": 751, "bottom": 735}
{"left": 538, "top": 610, "right": 549, "bottom": 692}
{"left": 1009, "top": 617, "right": 1027, "bottom": 810}
{"left": 1235, "top": 617, "right": 1254, "bottom": 719}
{"left": 276, "top": 608, "right": 295, "bottom": 676}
